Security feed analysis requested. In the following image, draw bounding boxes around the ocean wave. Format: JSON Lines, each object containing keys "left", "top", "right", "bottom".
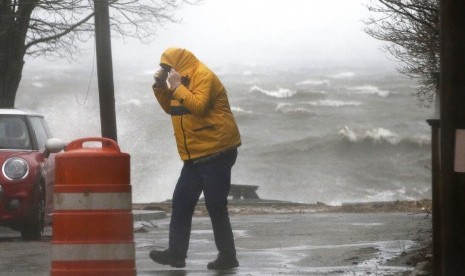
{"left": 338, "top": 126, "right": 430, "bottom": 146}
{"left": 401, "top": 135, "right": 431, "bottom": 146}
{"left": 276, "top": 100, "right": 361, "bottom": 114}
{"left": 339, "top": 126, "right": 399, "bottom": 144}
{"left": 307, "top": 100, "right": 362, "bottom": 107}
{"left": 249, "top": 85, "right": 297, "bottom": 98}
{"left": 347, "top": 85, "right": 390, "bottom": 97}
{"left": 295, "top": 79, "right": 330, "bottom": 86}
{"left": 231, "top": 106, "right": 254, "bottom": 114}
{"left": 306, "top": 90, "right": 328, "bottom": 95}
{"left": 275, "top": 103, "right": 316, "bottom": 115}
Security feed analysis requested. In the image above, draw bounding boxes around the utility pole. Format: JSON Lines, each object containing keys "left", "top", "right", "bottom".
{"left": 94, "top": 0, "right": 118, "bottom": 142}
{"left": 427, "top": 118, "right": 441, "bottom": 275}
{"left": 439, "top": 0, "right": 465, "bottom": 274}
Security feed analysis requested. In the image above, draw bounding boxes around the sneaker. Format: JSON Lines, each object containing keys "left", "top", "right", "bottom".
{"left": 149, "top": 249, "right": 186, "bottom": 268}
{"left": 207, "top": 254, "right": 239, "bottom": 270}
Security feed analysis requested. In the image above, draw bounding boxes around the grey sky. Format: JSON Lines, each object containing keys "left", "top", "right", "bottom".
{"left": 29, "top": 0, "right": 396, "bottom": 72}
{"left": 111, "top": 0, "right": 395, "bottom": 71}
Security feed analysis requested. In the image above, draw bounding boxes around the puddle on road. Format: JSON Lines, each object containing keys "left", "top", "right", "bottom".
{"left": 237, "top": 240, "right": 415, "bottom": 275}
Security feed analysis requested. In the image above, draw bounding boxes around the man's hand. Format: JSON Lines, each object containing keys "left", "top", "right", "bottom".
{"left": 153, "top": 68, "right": 168, "bottom": 88}
{"left": 166, "top": 68, "right": 182, "bottom": 90}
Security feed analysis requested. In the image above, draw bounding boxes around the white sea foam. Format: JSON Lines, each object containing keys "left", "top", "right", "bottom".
{"left": 359, "top": 240, "right": 415, "bottom": 268}
{"left": 307, "top": 100, "right": 362, "bottom": 107}
{"left": 261, "top": 240, "right": 414, "bottom": 275}
{"left": 276, "top": 100, "right": 361, "bottom": 114}
{"left": 404, "top": 135, "right": 431, "bottom": 146}
{"left": 295, "top": 79, "right": 330, "bottom": 86}
{"left": 348, "top": 85, "right": 390, "bottom": 97}
{"left": 365, "top": 128, "right": 398, "bottom": 143}
{"left": 339, "top": 126, "right": 399, "bottom": 144}
{"left": 249, "top": 85, "right": 296, "bottom": 98}
{"left": 231, "top": 106, "right": 254, "bottom": 114}
{"left": 275, "top": 103, "right": 315, "bottom": 115}
{"left": 363, "top": 188, "right": 419, "bottom": 202}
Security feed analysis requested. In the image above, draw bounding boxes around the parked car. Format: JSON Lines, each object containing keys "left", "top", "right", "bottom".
{"left": 0, "top": 109, "right": 65, "bottom": 240}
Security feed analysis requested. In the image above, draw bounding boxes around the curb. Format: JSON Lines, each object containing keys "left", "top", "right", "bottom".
{"left": 133, "top": 210, "right": 166, "bottom": 221}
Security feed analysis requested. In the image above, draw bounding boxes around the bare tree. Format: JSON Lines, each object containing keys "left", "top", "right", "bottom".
{"left": 0, "top": 0, "right": 197, "bottom": 108}
{"left": 364, "top": 0, "right": 439, "bottom": 108}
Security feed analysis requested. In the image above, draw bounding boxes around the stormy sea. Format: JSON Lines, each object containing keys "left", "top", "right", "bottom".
{"left": 17, "top": 63, "right": 433, "bottom": 205}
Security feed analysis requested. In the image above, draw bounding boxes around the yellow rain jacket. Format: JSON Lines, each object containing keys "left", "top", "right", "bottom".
{"left": 153, "top": 48, "right": 241, "bottom": 161}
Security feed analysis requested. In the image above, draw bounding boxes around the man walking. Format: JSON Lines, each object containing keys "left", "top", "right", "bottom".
{"left": 150, "top": 47, "right": 241, "bottom": 270}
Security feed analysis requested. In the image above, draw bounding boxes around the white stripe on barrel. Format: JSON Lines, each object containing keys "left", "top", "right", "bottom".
{"left": 54, "top": 192, "right": 132, "bottom": 210}
{"left": 52, "top": 243, "right": 135, "bottom": 261}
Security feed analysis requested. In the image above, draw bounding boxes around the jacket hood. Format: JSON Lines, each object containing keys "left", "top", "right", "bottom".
{"left": 160, "top": 48, "right": 199, "bottom": 77}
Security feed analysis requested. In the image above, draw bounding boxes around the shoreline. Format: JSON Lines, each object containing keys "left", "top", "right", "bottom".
{"left": 133, "top": 199, "right": 432, "bottom": 216}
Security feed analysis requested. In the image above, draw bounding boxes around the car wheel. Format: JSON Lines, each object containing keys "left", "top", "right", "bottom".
{"left": 20, "top": 187, "right": 45, "bottom": 241}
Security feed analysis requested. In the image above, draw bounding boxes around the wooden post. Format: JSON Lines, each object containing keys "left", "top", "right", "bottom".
{"left": 439, "top": 0, "right": 465, "bottom": 274}
{"left": 94, "top": 0, "right": 118, "bottom": 142}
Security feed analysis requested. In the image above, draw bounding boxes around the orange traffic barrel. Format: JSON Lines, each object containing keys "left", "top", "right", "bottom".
{"left": 51, "top": 137, "right": 135, "bottom": 276}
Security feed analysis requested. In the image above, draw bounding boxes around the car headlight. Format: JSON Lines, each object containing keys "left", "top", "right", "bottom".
{"left": 2, "top": 158, "right": 29, "bottom": 180}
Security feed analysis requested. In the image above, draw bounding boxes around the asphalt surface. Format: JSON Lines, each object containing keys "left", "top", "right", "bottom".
{"left": 0, "top": 212, "right": 431, "bottom": 276}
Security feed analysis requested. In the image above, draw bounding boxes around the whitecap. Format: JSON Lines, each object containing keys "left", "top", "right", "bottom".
{"left": 402, "top": 135, "right": 431, "bottom": 146}
{"left": 249, "top": 85, "right": 296, "bottom": 98}
{"left": 365, "top": 128, "right": 399, "bottom": 144}
{"left": 275, "top": 103, "right": 315, "bottom": 115}
{"left": 358, "top": 240, "right": 416, "bottom": 268}
{"left": 275, "top": 100, "right": 360, "bottom": 115}
{"left": 338, "top": 126, "right": 400, "bottom": 145}
{"left": 365, "top": 190, "right": 397, "bottom": 202}
{"left": 339, "top": 126, "right": 358, "bottom": 142}
{"left": 231, "top": 106, "right": 253, "bottom": 114}
{"left": 295, "top": 79, "right": 330, "bottom": 86}
{"left": 306, "top": 100, "right": 362, "bottom": 107}
{"left": 347, "top": 85, "right": 390, "bottom": 97}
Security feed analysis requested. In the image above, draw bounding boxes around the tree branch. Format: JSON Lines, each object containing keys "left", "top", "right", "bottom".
{"left": 25, "top": 10, "right": 95, "bottom": 50}
{"left": 364, "top": 0, "right": 439, "bottom": 105}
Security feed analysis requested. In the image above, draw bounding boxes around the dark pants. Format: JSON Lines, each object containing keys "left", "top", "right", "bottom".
{"left": 169, "top": 149, "right": 238, "bottom": 259}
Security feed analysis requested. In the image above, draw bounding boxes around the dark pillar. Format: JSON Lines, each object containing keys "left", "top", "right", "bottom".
{"left": 439, "top": 0, "right": 465, "bottom": 274}
{"left": 427, "top": 119, "right": 441, "bottom": 276}
{"left": 94, "top": 0, "right": 118, "bottom": 141}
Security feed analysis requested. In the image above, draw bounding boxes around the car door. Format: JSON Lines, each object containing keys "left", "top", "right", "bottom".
{"left": 28, "top": 116, "right": 55, "bottom": 219}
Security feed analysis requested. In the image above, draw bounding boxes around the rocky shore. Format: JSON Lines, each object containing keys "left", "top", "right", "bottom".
{"left": 133, "top": 199, "right": 432, "bottom": 216}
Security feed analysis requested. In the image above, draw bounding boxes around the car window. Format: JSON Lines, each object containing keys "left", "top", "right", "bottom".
{"left": 29, "top": 116, "right": 51, "bottom": 151}
{"left": 0, "top": 116, "right": 32, "bottom": 150}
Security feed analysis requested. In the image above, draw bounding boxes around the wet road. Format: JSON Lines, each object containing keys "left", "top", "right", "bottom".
{"left": 0, "top": 212, "right": 430, "bottom": 276}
